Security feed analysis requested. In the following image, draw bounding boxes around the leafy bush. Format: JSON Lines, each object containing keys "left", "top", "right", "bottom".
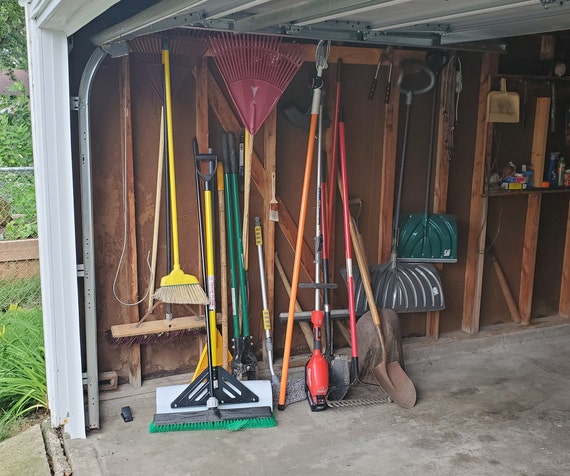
{"left": 0, "top": 82, "right": 33, "bottom": 168}
{"left": 0, "top": 308, "right": 47, "bottom": 425}
{"left": 0, "top": 0, "right": 27, "bottom": 71}
{"left": 0, "top": 277, "right": 42, "bottom": 312}
{"left": 0, "top": 80, "right": 36, "bottom": 240}
{"left": 0, "top": 167, "right": 37, "bottom": 240}
{"left": 3, "top": 215, "right": 37, "bottom": 240}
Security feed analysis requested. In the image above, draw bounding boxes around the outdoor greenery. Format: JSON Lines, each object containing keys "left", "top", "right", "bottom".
{"left": 0, "top": 1, "right": 36, "bottom": 239}
{"left": 0, "top": 277, "right": 44, "bottom": 441}
{"left": 0, "top": 168, "right": 37, "bottom": 240}
{"left": 0, "top": 0, "right": 44, "bottom": 444}
{"left": 0, "top": 276, "right": 42, "bottom": 312}
{"left": 0, "top": 307, "right": 47, "bottom": 439}
{"left": 0, "top": 0, "right": 27, "bottom": 71}
{"left": 0, "top": 82, "right": 33, "bottom": 168}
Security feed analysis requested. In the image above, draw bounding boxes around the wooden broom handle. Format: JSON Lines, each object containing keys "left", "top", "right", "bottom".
{"left": 147, "top": 109, "right": 164, "bottom": 314}
{"left": 337, "top": 172, "right": 388, "bottom": 363}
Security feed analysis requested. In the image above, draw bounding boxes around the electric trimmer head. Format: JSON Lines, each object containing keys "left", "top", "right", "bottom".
{"left": 305, "top": 310, "right": 329, "bottom": 411}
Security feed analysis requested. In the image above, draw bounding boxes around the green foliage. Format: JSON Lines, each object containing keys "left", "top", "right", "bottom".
{"left": 0, "top": 0, "right": 27, "bottom": 71}
{"left": 0, "top": 308, "right": 47, "bottom": 426}
{"left": 0, "top": 277, "right": 42, "bottom": 312}
{"left": 0, "top": 415, "right": 37, "bottom": 442}
{"left": 0, "top": 168, "right": 37, "bottom": 240}
{"left": 0, "top": 82, "right": 33, "bottom": 168}
{"left": 0, "top": 1, "right": 35, "bottom": 240}
{"left": 3, "top": 216, "right": 37, "bottom": 240}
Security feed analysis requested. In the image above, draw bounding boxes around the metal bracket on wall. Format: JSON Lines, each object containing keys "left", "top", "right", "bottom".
{"left": 70, "top": 96, "right": 79, "bottom": 111}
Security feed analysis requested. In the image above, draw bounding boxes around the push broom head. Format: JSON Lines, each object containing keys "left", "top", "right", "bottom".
{"left": 149, "top": 370, "right": 277, "bottom": 433}
{"left": 153, "top": 267, "right": 208, "bottom": 305}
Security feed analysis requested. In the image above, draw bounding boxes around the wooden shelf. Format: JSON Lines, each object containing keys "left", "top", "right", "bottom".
{"left": 485, "top": 187, "right": 570, "bottom": 197}
{"left": 493, "top": 73, "right": 570, "bottom": 83}
{"left": 463, "top": 53, "right": 570, "bottom": 335}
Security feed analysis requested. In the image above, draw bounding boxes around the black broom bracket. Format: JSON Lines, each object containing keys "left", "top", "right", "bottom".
{"left": 171, "top": 366, "right": 260, "bottom": 409}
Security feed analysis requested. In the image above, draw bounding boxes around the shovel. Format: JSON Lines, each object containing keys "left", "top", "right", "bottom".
{"left": 349, "top": 216, "right": 416, "bottom": 409}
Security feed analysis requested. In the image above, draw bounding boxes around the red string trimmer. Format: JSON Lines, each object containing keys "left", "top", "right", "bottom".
{"left": 305, "top": 310, "right": 328, "bottom": 411}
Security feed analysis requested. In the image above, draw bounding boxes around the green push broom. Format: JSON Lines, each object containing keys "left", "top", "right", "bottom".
{"left": 150, "top": 147, "right": 275, "bottom": 433}
{"left": 153, "top": 38, "right": 208, "bottom": 307}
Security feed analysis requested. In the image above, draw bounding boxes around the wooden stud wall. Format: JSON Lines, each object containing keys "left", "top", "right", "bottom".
{"left": 561, "top": 201, "right": 570, "bottom": 317}
{"left": 119, "top": 57, "right": 142, "bottom": 388}
{"left": 87, "top": 42, "right": 459, "bottom": 382}
{"left": 462, "top": 53, "right": 498, "bottom": 334}
{"left": 86, "top": 36, "right": 569, "bottom": 384}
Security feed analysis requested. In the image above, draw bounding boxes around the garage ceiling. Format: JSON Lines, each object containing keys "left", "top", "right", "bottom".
{"left": 92, "top": 0, "right": 570, "bottom": 50}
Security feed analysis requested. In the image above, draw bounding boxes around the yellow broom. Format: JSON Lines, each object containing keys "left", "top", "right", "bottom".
{"left": 153, "top": 38, "right": 208, "bottom": 306}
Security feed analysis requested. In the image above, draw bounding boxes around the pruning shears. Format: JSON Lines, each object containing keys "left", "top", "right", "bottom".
{"left": 368, "top": 46, "right": 393, "bottom": 103}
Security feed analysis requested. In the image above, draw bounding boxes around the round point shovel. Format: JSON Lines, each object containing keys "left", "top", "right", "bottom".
{"left": 350, "top": 217, "right": 416, "bottom": 408}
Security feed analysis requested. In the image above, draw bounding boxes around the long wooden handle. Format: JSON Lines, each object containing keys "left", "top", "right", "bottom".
{"left": 348, "top": 216, "right": 388, "bottom": 364}
{"left": 490, "top": 248, "right": 521, "bottom": 323}
{"left": 217, "top": 163, "right": 230, "bottom": 370}
{"left": 336, "top": 174, "right": 388, "bottom": 362}
{"left": 147, "top": 109, "right": 164, "bottom": 314}
{"left": 242, "top": 130, "right": 253, "bottom": 270}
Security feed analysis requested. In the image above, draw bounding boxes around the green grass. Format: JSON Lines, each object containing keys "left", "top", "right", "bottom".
{"left": 0, "top": 307, "right": 47, "bottom": 439}
{"left": 0, "top": 413, "right": 46, "bottom": 443}
{"left": 0, "top": 276, "right": 41, "bottom": 312}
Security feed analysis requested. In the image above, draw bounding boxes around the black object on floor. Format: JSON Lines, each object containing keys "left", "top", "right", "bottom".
{"left": 121, "top": 406, "right": 133, "bottom": 423}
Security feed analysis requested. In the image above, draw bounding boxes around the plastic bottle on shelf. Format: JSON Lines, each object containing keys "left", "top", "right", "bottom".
{"left": 547, "top": 152, "right": 559, "bottom": 187}
{"left": 521, "top": 164, "right": 534, "bottom": 188}
{"left": 557, "top": 156, "right": 566, "bottom": 187}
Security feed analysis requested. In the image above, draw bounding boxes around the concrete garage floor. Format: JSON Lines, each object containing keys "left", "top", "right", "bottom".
{"left": 67, "top": 318, "right": 570, "bottom": 476}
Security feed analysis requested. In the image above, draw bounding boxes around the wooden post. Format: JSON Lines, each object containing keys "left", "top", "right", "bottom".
{"left": 426, "top": 64, "right": 453, "bottom": 339}
{"left": 462, "top": 52, "right": 498, "bottom": 334}
{"left": 530, "top": 97, "right": 551, "bottom": 185}
{"left": 560, "top": 201, "right": 570, "bottom": 317}
{"left": 119, "top": 56, "right": 141, "bottom": 388}
{"left": 519, "top": 194, "right": 542, "bottom": 324}
{"left": 377, "top": 61, "right": 400, "bottom": 263}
